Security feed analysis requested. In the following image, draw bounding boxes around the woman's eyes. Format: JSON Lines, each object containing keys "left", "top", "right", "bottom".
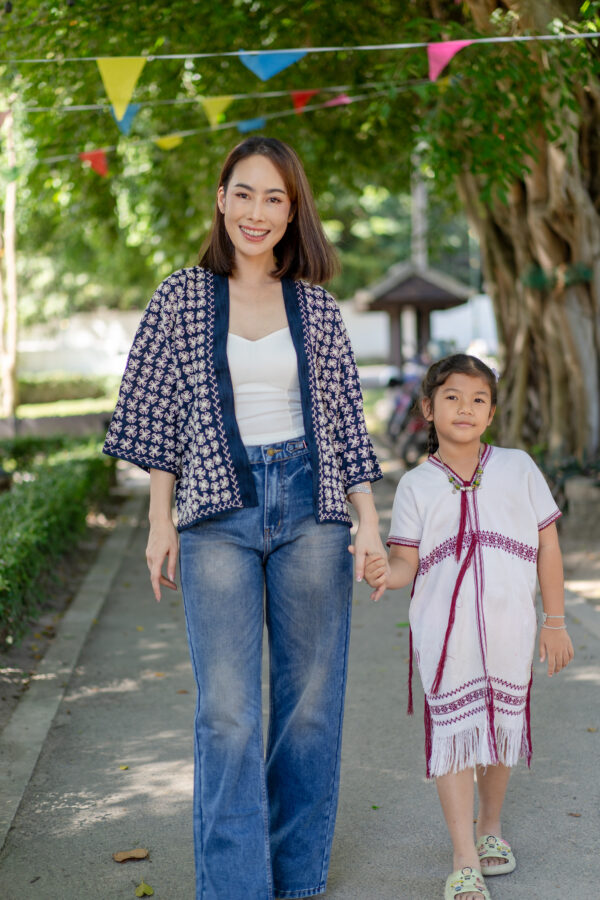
{"left": 234, "top": 192, "right": 283, "bottom": 203}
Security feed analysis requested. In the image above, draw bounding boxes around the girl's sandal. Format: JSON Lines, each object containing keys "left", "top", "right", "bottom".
{"left": 476, "top": 834, "right": 516, "bottom": 876}
{"left": 444, "top": 866, "right": 491, "bottom": 899}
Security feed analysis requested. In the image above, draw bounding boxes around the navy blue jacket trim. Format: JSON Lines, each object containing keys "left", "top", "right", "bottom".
{"left": 212, "top": 273, "right": 258, "bottom": 508}
{"left": 282, "top": 278, "right": 321, "bottom": 520}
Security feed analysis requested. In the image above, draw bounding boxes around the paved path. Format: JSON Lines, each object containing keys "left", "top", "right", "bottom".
{"left": 0, "top": 465, "right": 599, "bottom": 899}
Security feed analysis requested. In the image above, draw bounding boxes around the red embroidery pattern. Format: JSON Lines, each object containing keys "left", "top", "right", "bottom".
{"left": 538, "top": 510, "right": 561, "bottom": 531}
{"left": 418, "top": 530, "right": 537, "bottom": 575}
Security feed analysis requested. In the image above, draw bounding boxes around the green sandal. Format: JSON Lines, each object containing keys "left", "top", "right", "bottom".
{"left": 444, "top": 866, "right": 490, "bottom": 899}
{"left": 476, "top": 834, "right": 516, "bottom": 876}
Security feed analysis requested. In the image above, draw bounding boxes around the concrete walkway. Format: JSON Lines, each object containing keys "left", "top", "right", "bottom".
{"left": 0, "top": 462, "right": 599, "bottom": 900}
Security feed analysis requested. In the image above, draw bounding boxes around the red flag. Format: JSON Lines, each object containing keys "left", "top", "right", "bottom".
{"left": 427, "top": 40, "right": 473, "bottom": 81}
{"left": 79, "top": 150, "right": 108, "bottom": 177}
{"left": 291, "top": 90, "right": 319, "bottom": 114}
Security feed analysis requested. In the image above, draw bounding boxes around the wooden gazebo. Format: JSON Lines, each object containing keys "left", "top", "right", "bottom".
{"left": 354, "top": 261, "right": 474, "bottom": 367}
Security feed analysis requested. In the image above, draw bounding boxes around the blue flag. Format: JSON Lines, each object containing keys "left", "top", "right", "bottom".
{"left": 111, "top": 103, "right": 141, "bottom": 135}
{"left": 238, "top": 50, "right": 306, "bottom": 81}
{"left": 237, "top": 117, "right": 268, "bottom": 133}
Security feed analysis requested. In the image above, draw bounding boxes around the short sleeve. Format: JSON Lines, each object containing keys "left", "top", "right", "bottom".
{"left": 387, "top": 475, "right": 422, "bottom": 548}
{"left": 526, "top": 456, "right": 562, "bottom": 531}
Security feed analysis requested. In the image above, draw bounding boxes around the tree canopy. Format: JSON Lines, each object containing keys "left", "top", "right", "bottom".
{"left": 1, "top": 1, "right": 599, "bottom": 455}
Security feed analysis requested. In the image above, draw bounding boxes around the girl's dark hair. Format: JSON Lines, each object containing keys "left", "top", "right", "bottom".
{"left": 421, "top": 354, "right": 498, "bottom": 455}
{"left": 199, "top": 136, "right": 339, "bottom": 284}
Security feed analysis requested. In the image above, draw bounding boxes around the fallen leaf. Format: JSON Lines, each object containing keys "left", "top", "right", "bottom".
{"left": 135, "top": 880, "right": 154, "bottom": 897}
{"left": 119, "top": 765, "right": 129, "bottom": 770}
{"left": 587, "top": 727, "right": 597, "bottom": 733}
{"left": 136, "top": 626, "right": 144, "bottom": 632}
{"left": 113, "top": 848, "right": 149, "bottom": 863}
{"left": 567, "top": 812, "right": 581, "bottom": 817}
{"left": 371, "top": 804, "right": 380, "bottom": 810}
{"left": 395, "top": 622, "right": 409, "bottom": 628}
{"left": 154, "top": 672, "right": 165, "bottom": 677}
{"left": 176, "top": 689, "right": 189, "bottom": 694}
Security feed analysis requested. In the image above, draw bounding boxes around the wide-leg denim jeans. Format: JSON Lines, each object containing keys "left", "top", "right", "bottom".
{"left": 179, "top": 438, "right": 353, "bottom": 900}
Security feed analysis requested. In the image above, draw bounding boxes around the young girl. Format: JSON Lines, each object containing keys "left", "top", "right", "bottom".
{"left": 365, "top": 354, "right": 574, "bottom": 900}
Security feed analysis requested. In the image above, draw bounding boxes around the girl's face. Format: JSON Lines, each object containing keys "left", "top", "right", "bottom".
{"left": 422, "top": 372, "right": 495, "bottom": 447}
{"left": 217, "top": 154, "right": 293, "bottom": 266}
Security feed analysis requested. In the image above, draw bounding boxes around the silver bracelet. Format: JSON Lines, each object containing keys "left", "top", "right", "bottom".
{"left": 541, "top": 623, "right": 567, "bottom": 630}
{"left": 347, "top": 484, "right": 372, "bottom": 496}
{"left": 542, "top": 613, "right": 565, "bottom": 623}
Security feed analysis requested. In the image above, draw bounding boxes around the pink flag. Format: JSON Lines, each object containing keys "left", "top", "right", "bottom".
{"left": 79, "top": 150, "right": 108, "bottom": 177}
{"left": 427, "top": 39, "right": 473, "bottom": 81}
{"left": 291, "top": 90, "right": 319, "bottom": 114}
{"left": 323, "top": 93, "right": 352, "bottom": 108}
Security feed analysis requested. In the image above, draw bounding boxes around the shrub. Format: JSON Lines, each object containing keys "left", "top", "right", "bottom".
{"left": 17, "top": 374, "right": 119, "bottom": 405}
{"left": 0, "top": 441, "right": 115, "bottom": 645}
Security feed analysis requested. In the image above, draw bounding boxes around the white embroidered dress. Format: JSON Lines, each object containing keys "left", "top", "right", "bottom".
{"left": 388, "top": 445, "right": 561, "bottom": 778}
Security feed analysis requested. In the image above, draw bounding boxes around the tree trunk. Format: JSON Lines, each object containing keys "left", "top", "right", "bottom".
{"left": 458, "top": 1, "right": 600, "bottom": 459}
{"left": 0, "top": 108, "right": 18, "bottom": 420}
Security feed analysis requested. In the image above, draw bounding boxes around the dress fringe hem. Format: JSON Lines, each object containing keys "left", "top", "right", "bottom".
{"left": 427, "top": 723, "right": 531, "bottom": 779}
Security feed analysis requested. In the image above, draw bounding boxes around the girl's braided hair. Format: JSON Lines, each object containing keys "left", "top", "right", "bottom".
{"left": 421, "top": 354, "right": 498, "bottom": 455}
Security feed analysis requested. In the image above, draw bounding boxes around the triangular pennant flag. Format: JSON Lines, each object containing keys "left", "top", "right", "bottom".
{"left": 427, "top": 40, "right": 473, "bottom": 81}
{"left": 237, "top": 117, "right": 267, "bottom": 134}
{"left": 291, "top": 90, "right": 318, "bottom": 114}
{"left": 154, "top": 134, "right": 184, "bottom": 150}
{"left": 96, "top": 57, "right": 146, "bottom": 121}
{"left": 0, "top": 110, "right": 9, "bottom": 130}
{"left": 200, "top": 96, "right": 234, "bottom": 128}
{"left": 79, "top": 150, "right": 108, "bottom": 177}
{"left": 111, "top": 103, "right": 140, "bottom": 135}
{"left": 238, "top": 50, "right": 306, "bottom": 81}
{"left": 323, "top": 93, "right": 352, "bottom": 107}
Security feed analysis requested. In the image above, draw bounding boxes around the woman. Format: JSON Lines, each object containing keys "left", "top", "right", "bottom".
{"left": 104, "top": 136, "right": 384, "bottom": 900}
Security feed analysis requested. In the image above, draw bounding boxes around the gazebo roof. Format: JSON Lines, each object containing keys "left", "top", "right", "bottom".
{"left": 354, "top": 261, "right": 474, "bottom": 312}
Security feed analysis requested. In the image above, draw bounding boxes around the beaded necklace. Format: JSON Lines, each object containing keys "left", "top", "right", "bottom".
{"left": 436, "top": 446, "right": 483, "bottom": 493}
{"left": 435, "top": 446, "right": 484, "bottom": 562}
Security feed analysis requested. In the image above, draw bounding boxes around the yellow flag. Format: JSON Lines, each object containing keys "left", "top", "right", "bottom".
{"left": 200, "top": 96, "right": 234, "bottom": 128}
{"left": 154, "top": 135, "right": 184, "bottom": 150}
{"left": 97, "top": 57, "right": 147, "bottom": 121}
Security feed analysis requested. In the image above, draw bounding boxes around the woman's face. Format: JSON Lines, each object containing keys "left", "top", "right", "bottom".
{"left": 217, "top": 154, "right": 293, "bottom": 266}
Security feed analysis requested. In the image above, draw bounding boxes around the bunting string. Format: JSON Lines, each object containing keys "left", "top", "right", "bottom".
{"left": 1, "top": 29, "right": 599, "bottom": 65}
{"left": 37, "top": 88, "right": 395, "bottom": 167}
{"left": 18, "top": 79, "right": 428, "bottom": 114}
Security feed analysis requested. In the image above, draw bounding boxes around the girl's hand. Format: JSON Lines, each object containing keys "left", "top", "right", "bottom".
{"left": 539, "top": 627, "right": 574, "bottom": 676}
{"left": 348, "top": 521, "right": 387, "bottom": 583}
{"left": 146, "top": 519, "right": 179, "bottom": 602}
{"left": 364, "top": 554, "right": 391, "bottom": 603}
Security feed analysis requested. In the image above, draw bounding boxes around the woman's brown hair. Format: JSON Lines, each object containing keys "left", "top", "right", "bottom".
{"left": 421, "top": 354, "right": 498, "bottom": 454}
{"left": 199, "top": 136, "right": 339, "bottom": 284}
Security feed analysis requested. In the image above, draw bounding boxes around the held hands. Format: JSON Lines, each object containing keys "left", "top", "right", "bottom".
{"left": 146, "top": 519, "right": 179, "bottom": 602}
{"left": 364, "top": 554, "right": 390, "bottom": 603}
{"left": 539, "top": 626, "right": 574, "bottom": 676}
{"left": 347, "top": 521, "right": 390, "bottom": 602}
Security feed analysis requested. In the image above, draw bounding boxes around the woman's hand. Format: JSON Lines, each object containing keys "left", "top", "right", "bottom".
{"left": 539, "top": 626, "right": 574, "bottom": 676}
{"left": 146, "top": 518, "right": 179, "bottom": 602}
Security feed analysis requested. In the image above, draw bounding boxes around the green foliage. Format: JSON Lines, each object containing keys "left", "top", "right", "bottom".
{"left": 0, "top": 439, "right": 115, "bottom": 643}
{"left": 0, "top": 1, "right": 598, "bottom": 314}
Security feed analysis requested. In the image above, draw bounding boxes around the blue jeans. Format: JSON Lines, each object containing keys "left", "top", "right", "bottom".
{"left": 179, "top": 438, "right": 353, "bottom": 900}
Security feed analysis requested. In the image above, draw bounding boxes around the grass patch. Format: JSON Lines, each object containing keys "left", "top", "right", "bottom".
{"left": 16, "top": 395, "right": 117, "bottom": 418}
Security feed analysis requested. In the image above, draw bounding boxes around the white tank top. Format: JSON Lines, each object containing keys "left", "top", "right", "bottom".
{"left": 227, "top": 326, "right": 304, "bottom": 445}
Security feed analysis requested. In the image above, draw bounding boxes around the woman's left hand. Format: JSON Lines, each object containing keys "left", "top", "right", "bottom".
{"left": 348, "top": 522, "right": 387, "bottom": 583}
